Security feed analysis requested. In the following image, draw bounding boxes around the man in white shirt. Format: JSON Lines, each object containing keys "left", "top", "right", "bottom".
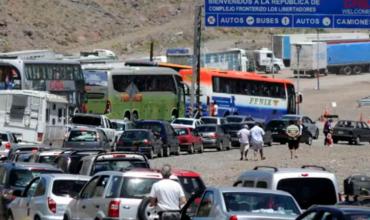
{"left": 149, "top": 164, "right": 186, "bottom": 213}
{"left": 250, "top": 122, "right": 266, "bottom": 160}
{"left": 237, "top": 124, "right": 250, "bottom": 160}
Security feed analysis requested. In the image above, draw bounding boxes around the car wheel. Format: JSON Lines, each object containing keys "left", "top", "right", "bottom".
{"left": 63, "top": 215, "right": 69, "bottom": 220}
{"left": 355, "top": 136, "right": 361, "bottom": 145}
{"left": 314, "top": 129, "right": 319, "bottom": 139}
{"left": 7, "top": 212, "right": 14, "bottom": 220}
{"left": 280, "top": 141, "right": 286, "bottom": 145}
{"left": 34, "top": 216, "right": 41, "bottom": 220}
{"left": 138, "top": 197, "right": 159, "bottom": 220}
{"left": 333, "top": 138, "right": 338, "bottom": 144}
{"left": 157, "top": 147, "right": 163, "bottom": 157}
{"left": 267, "top": 141, "right": 272, "bottom": 147}
{"left": 175, "top": 145, "right": 181, "bottom": 156}
{"left": 148, "top": 148, "right": 154, "bottom": 159}
{"left": 306, "top": 136, "right": 313, "bottom": 145}
{"left": 198, "top": 144, "right": 204, "bottom": 153}
{"left": 188, "top": 144, "right": 195, "bottom": 154}
{"left": 163, "top": 146, "right": 170, "bottom": 157}
{"left": 217, "top": 141, "right": 223, "bottom": 151}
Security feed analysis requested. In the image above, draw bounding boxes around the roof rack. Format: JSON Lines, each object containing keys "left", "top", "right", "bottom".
{"left": 301, "top": 165, "right": 327, "bottom": 171}
{"left": 253, "top": 166, "right": 278, "bottom": 172}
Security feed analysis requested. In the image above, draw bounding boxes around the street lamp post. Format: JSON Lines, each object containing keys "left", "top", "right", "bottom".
{"left": 295, "top": 44, "right": 302, "bottom": 114}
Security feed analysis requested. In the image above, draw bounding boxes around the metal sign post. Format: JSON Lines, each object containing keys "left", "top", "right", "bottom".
{"left": 192, "top": 5, "right": 202, "bottom": 118}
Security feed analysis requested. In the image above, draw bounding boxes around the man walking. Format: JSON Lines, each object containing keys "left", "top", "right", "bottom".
{"left": 250, "top": 122, "right": 266, "bottom": 160}
{"left": 237, "top": 124, "right": 250, "bottom": 160}
{"left": 149, "top": 164, "right": 186, "bottom": 215}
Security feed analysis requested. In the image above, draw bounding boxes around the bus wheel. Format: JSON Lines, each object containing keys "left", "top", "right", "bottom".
{"left": 171, "top": 109, "right": 178, "bottom": 119}
{"left": 353, "top": 66, "right": 362, "bottom": 75}
{"left": 132, "top": 111, "right": 139, "bottom": 121}
{"left": 340, "top": 66, "right": 352, "bottom": 75}
{"left": 124, "top": 112, "right": 131, "bottom": 121}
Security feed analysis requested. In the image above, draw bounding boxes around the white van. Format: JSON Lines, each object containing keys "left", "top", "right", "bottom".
{"left": 0, "top": 90, "right": 68, "bottom": 147}
{"left": 233, "top": 165, "right": 340, "bottom": 210}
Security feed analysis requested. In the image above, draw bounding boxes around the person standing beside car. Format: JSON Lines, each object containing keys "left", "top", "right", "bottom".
{"left": 286, "top": 120, "right": 301, "bottom": 159}
{"left": 149, "top": 164, "right": 186, "bottom": 215}
{"left": 237, "top": 124, "right": 250, "bottom": 160}
{"left": 250, "top": 122, "right": 266, "bottom": 160}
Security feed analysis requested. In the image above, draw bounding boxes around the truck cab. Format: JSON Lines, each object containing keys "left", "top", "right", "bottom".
{"left": 253, "top": 48, "right": 285, "bottom": 73}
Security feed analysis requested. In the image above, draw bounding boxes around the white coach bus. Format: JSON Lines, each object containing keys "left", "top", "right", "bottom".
{"left": 0, "top": 90, "right": 68, "bottom": 147}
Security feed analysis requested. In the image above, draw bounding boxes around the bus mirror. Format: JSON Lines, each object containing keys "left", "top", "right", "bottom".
{"left": 296, "top": 93, "right": 303, "bottom": 104}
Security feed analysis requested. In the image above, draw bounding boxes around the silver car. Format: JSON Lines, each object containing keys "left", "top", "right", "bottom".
{"left": 181, "top": 187, "right": 302, "bottom": 220}
{"left": 7, "top": 174, "right": 90, "bottom": 220}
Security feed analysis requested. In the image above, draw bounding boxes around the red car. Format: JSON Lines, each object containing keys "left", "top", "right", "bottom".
{"left": 175, "top": 127, "right": 203, "bottom": 154}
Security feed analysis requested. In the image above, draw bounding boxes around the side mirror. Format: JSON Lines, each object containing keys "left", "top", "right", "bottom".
{"left": 13, "top": 189, "right": 24, "bottom": 197}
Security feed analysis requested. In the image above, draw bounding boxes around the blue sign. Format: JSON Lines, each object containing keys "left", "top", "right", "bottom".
{"left": 205, "top": 0, "right": 370, "bottom": 28}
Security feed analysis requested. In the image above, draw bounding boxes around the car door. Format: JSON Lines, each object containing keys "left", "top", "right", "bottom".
{"left": 302, "top": 117, "right": 314, "bottom": 136}
{"left": 166, "top": 124, "right": 179, "bottom": 152}
{"left": 218, "top": 126, "right": 229, "bottom": 148}
{"left": 86, "top": 175, "right": 110, "bottom": 216}
{"left": 11, "top": 177, "right": 40, "bottom": 220}
{"left": 193, "top": 190, "right": 216, "bottom": 220}
{"left": 73, "top": 175, "right": 101, "bottom": 219}
{"left": 28, "top": 177, "right": 47, "bottom": 220}
{"left": 361, "top": 122, "right": 370, "bottom": 141}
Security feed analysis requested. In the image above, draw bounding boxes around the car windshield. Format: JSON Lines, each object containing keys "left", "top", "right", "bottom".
{"left": 107, "top": 177, "right": 160, "bottom": 199}
{"left": 266, "top": 120, "right": 288, "bottom": 130}
{"left": 197, "top": 126, "right": 216, "bottom": 132}
{"left": 172, "top": 119, "right": 194, "bottom": 125}
{"left": 52, "top": 180, "right": 88, "bottom": 197}
{"left": 277, "top": 178, "right": 337, "bottom": 209}
{"left": 175, "top": 128, "right": 189, "bottom": 136}
{"left": 223, "top": 192, "right": 300, "bottom": 216}
{"left": 201, "top": 118, "right": 218, "bottom": 124}
{"left": 226, "top": 117, "right": 244, "bottom": 123}
{"left": 0, "top": 133, "right": 8, "bottom": 141}
{"left": 10, "top": 169, "right": 61, "bottom": 188}
{"left": 39, "top": 155, "right": 59, "bottom": 165}
{"left": 71, "top": 116, "right": 102, "bottom": 126}
{"left": 68, "top": 130, "right": 97, "bottom": 142}
{"left": 136, "top": 123, "right": 162, "bottom": 133}
{"left": 111, "top": 122, "right": 125, "bottom": 131}
{"left": 92, "top": 159, "right": 149, "bottom": 174}
{"left": 281, "top": 115, "right": 300, "bottom": 121}
{"left": 120, "top": 131, "right": 149, "bottom": 141}
{"left": 336, "top": 121, "right": 355, "bottom": 128}
{"left": 222, "top": 124, "right": 243, "bottom": 132}
{"left": 345, "top": 213, "right": 370, "bottom": 219}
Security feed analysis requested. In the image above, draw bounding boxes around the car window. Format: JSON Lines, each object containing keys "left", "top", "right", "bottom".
{"left": 321, "top": 211, "right": 339, "bottom": 220}
{"left": 256, "top": 181, "right": 268, "bottom": 188}
{"left": 80, "top": 176, "right": 100, "bottom": 199}
{"left": 106, "top": 176, "right": 123, "bottom": 198}
{"left": 52, "top": 179, "right": 88, "bottom": 198}
{"left": 299, "top": 211, "right": 318, "bottom": 220}
{"left": 98, "top": 130, "right": 108, "bottom": 142}
{"left": 68, "top": 130, "right": 97, "bottom": 142}
{"left": 10, "top": 169, "right": 60, "bottom": 188}
{"left": 197, "top": 191, "right": 214, "bottom": 217}
{"left": 92, "top": 159, "right": 149, "bottom": 175}
{"left": 197, "top": 126, "right": 216, "bottom": 132}
{"left": 92, "top": 176, "right": 110, "bottom": 198}
{"left": 24, "top": 178, "right": 40, "bottom": 197}
{"left": 178, "top": 177, "right": 206, "bottom": 198}
{"left": 0, "top": 167, "right": 6, "bottom": 186}
{"left": 0, "top": 133, "right": 9, "bottom": 142}
{"left": 362, "top": 122, "right": 369, "bottom": 129}
{"left": 34, "top": 178, "right": 46, "bottom": 196}
{"left": 243, "top": 180, "right": 254, "bottom": 187}
{"left": 175, "top": 128, "right": 189, "bottom": 136}
{"left": 120, "top": 177, "right": 159, "bottom": 199}
{"left": 277, "top": 178, "right": 337, "bottom": 209}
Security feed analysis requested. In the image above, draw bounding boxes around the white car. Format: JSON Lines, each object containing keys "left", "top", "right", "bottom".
{"left": 171, "top": 118, "right": 203, "bottom": 129}
{"left": 7, "top": 174, "right": 90, "bottom": 220}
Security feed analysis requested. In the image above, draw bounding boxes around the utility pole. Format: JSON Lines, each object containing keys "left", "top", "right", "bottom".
{"left": 295, "top": 44, "right": 302, "bottom": 114}
{"left": 149, "top": 41, "right": 154, "bottom": 62}
{"left": 192, "top": 5, "right": 202, "bottom": 118}
{"left": 316, "top": 29, "right": 320, "bottom": 90}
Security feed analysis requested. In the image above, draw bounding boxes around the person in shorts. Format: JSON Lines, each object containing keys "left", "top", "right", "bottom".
{"left": 286, "top": 120, "right": 301, "bottom": 159}
{"left": 250, "top": 122, "right": 266, "bottom": 160}
{"left": 237, "top": 124, "right": 250, "bottom": 160}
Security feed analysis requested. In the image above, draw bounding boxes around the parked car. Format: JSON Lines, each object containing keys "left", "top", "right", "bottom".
{"left": 63, "top": 169, "right": 165, "bottom": 220}
{"left": 233, "top": 165, "right": 340, "bottom": 210}
{"left": 266, "top": 119, "right": 314, "bottom": 145}
{"left": 296, "top": 205, "right": 370, "bottom": 220}
{"left": 175, "top": 127, "right": 203, "bottom": 154}
{"left": 196, "top": 124, "right": 231, "bottom": 151}
{"left": 135, "top": 120, "right": 180, "bottom": 156}
{"left": 0, "top": 131, "right": 20, "bottom": 160}
{"left": 28, "top": 149, "right": 65, "bottom": 166}
{"left": 179, "top": 187, "right": 301, "bottom": 220}
{"left": 115, "top": 129, "right": 163, "bottom": 159}
{"left": 281, "top": 114, "right": 320, "bottom": 139}
{"left": 225, "top": 115, "right": 254, "bottom": 123}
{"left": 55, "top": 149, "right": 104, "bottom": 174}
{"left": 111, "top": 119, "right": 135, "bottom": 150}
{"left": 171, "top": 117, "right": 203, "bottom": 129}
{"left": 332, "top": 120, "right": 370, "bottom": 145}
{"left": 7, "top": 174, "right": 90, "bottom": 220}
{"left": 200, "top": 116, "right": 226, "bottom": 125}
{"left": 63, "top": 127, "right": 111, "bottom": 151}
{"left": 78, "top": 152, "right": 151, "bottom": 176}
{"left": 0, "top": 162, "right": 63, "bottom": 219}
{"left": 222, "top": 122, "right": 272, "bottom": 147}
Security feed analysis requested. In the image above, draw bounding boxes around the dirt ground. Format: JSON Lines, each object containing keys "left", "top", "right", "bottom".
{"left": 151, "top": 70, "right": 370, "bottom": 192}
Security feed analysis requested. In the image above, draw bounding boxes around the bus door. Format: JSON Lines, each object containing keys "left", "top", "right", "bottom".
{"left": 82, "top": 70, "right": 108, "bottom": 114}
{"left": 286, "top": 84, "right": 296, "bottom": 114}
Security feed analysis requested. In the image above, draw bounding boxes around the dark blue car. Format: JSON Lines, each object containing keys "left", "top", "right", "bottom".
{"left": 135, "top": 120, "right": 180, "bottom": 156}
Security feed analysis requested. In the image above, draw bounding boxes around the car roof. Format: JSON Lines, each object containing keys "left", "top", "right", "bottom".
{"left": 69, "top": 127, "right": 98, "bottom": 132}
{"left": 173, "top": 118, "right": 196, "bottom": 121}
{"left": 38, "top": 150, "right": 64, "bottom": 156}
{"left": 124, "top": 129, "right": 151, "bottom": 132}
{"left": 238, "top": 166, "right": 335, "bottom": 179}
{"left": 309, "top": 205, "right": 370, "bottom": 214}
{"left": 208, "top": 186, "right": 295, "bottom": 196}
{"left": 200, "top": 116, "right": 221, "bottom": 119}
{"left": 73, "top": 113, "right": 102, "bottom": 118}
{"left": 95, "top": 152, "right": 146, "bottom": 160}
{"left": 197, "top": 124, "right": 217, "bottom": 127}
{"left": 93, "top": 169, "right": 163, "bottom": 179}
{"left": 169, "top": 169, "right": 201, "bottom": 178}
{"left": 39, "top": 173, "right": 91, "bottom": 181}
{"left": 282, "top": 114, "right": 303, "bottom": 118}
{"left": 136, "top": 120, "right": 168, "bottom": 124}
{"left": 1, "top": 162, "right": 61, "bottom": 170}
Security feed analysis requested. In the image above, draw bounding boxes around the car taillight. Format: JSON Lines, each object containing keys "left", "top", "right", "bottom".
{"left": 108, "top": 200, "right": 120, "bottom": 217}
{"left": 210, "top": 133, "right": 218, "bottom": 139}
{"left": 230, "top": 215, "right": 238, "bottom": 220}
{"left": 5, "top": 143, "right": 11, "bottom": 150}
{"left": 48, "top": 197, "right": 56, "bottom": 214}
{"left": 143, "top": 139, "right": 151, "bottom": 145}
{"left": 37, "top": 133, "right": 44, "bottom": 142}
{"left": 2, "top": 189, "right": 16, "bottom": 201}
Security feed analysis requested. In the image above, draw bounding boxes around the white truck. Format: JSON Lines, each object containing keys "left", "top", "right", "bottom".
{"left": 0, "top": 90, "right": 68, "bottom": 147}
{"left": 290, "top": 42, "right": 328, "bottom": 78}
{"left": 251, "top": 48, "right": 285, "bottom": 73}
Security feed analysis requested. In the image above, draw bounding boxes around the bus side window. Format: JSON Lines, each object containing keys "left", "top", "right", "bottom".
{"left": 58, "top": 108, "right": 63, "bottom": 123}
{"left": 46, "top": 109, "right": 50, "bottom": 123}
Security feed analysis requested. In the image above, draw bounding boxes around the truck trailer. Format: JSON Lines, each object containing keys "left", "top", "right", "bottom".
{"left": 273, "top": 32, "right": 369, "bottom": 66}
